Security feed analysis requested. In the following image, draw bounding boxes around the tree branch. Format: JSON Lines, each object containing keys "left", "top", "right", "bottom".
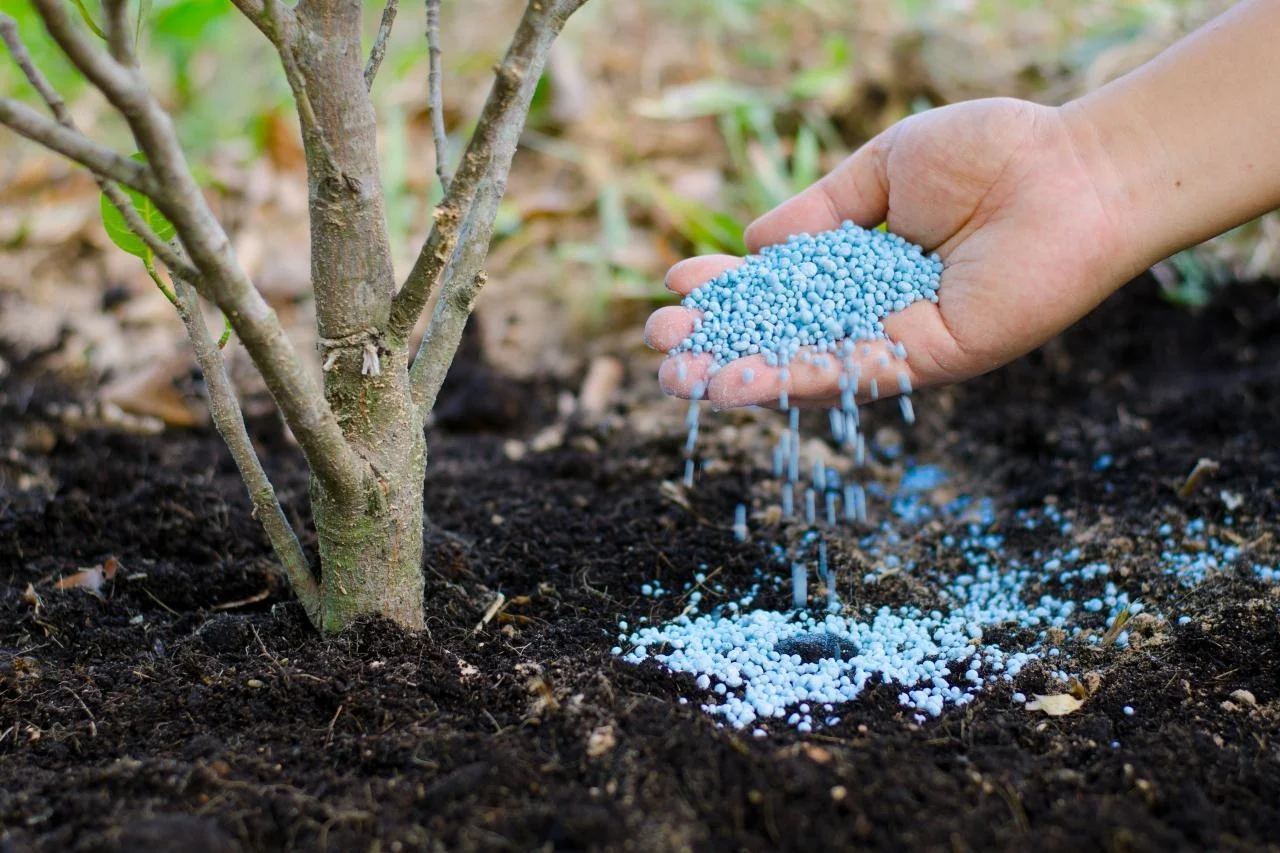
{"left": 364, "top": 0, "right": 398, "bottom": 90}
{"left": 102, "top": 0, "right": 137, "bottom": 67}
{"left": 173, "top": 278, "right": 322, "bottom": 625}
{"left": 409, "top": 169, "right": 502, "bottom": 412}
{"left": 0, "top": 97, "right": 157, "bottom": 196}
{"left": 389, "top": 0, "right": 588, "bottom": 348}
{"left": 409, "top": 261, "right": 487, "bottom": 414}
{"left": 228, "top": 0, "right": 272, "bottom": 39}
{"left": 425, "top": 0, "right": 448, "bottom": 193}
{"left": 0, "top": 11, "right": 154, "bottom": 197}
{"left": 29, "top": 0, "right": 366, "bottom": 495}
{"left": 260, "top": 0, "right": 343, "bottom": 180}
{"left": 0, "top": 15, "right": 195, "bottom": 281}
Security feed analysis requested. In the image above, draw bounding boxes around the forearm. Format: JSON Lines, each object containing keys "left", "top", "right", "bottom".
{"left": 1061, "top": 0, "right": 1280, "bottom": 278}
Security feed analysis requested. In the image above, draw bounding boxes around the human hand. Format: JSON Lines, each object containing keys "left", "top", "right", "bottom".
{"left": 644, "top": 97, "right": 1141, "bottom": 409}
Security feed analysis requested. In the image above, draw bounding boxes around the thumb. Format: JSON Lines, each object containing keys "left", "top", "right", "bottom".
{"left": 743, "top": 129, "right": 894, "bottom": 253}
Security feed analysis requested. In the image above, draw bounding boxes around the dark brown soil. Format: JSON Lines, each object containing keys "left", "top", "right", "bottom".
{"left": 2, "top": 276, "right": 1279, "bottom": 853}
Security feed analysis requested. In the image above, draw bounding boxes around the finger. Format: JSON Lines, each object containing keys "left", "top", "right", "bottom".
{"left": 701, "top": 355, "right": 776, "bottom": 409}
{"left": 744, "top": 132, "right": 893, "bottom": 252}
{"left": 704, "top": 354, "right": 841, "bottom": 409}
{"left": 665, "top": 255, "right": 744, "bottom": 296}
{"left": 879, "top": 299, "right": 966, "bottom": 390}
{"left": 658, "top": 352, "right": 715, "bottom": 399}
{"left": 644, "top": 306, "right": 702, "bottom": 352}
{"left": 702, "top": 339, "right": 920, "bottom": 411}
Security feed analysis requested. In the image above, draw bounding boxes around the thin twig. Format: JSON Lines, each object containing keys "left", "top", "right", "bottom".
{"left": 400, "top": 0, "right": 589, "bottom": 407}
{"left": 2, "top": 13, "right": 328, "bottom": 549}
{"left": 65, "top": 687, "right": 97, "bottom": 738}
{"left": 212, "top": 588, "right": 272, "bottom": 610}
{"left": 324, "top": 703, "right": 344, "bottom": 748}
{"left": 390, "top": 0, "right": 589, "bottom": 349}
{"left": 29, "top": 0, "right": 366, "bottom": 496}
{"left": 425, "top": 0, "right": 448, "bottom": 192}
{"left": 364, "top": 0, "right": 399, "bottom": 90}
{"left": 173, "top": 276, "right": 322, "bottom": 624}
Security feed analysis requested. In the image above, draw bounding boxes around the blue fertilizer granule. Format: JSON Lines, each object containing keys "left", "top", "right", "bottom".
{"left": 671, "top": 221, "right": 941, "bottom": 368}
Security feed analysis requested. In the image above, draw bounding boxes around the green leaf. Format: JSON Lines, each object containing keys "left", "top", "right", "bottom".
{"left": 639, "top": 177, "right": 747, "bottom": 256}
{"left": 100, "top": 154, "right": 176, "bottom": 259}
{"left": 597, "top": 183, "right": 630, "bottom": 251}
{"left": 70, "top": 0, "right": 108, "bottom": 40}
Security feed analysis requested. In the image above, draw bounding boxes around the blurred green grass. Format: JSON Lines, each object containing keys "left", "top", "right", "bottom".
{"left": 2, "top": 0, "right": 1267, "bottom": 311}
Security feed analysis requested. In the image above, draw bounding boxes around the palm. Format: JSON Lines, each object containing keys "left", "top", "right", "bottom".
{"left": 645, "top": 98, "right": 1126, "bottom": 409}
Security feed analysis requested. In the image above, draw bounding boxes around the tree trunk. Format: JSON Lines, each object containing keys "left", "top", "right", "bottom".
{"left": 311, "top": 360, "right": 426, "bottom": 634}
{"left": 288, "top": 0, "right": 424, "bottom": 633}
{"left": 311, "top": 432, "right": 425, "bottom": 633}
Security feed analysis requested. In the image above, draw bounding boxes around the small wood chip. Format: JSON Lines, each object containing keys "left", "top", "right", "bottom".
{"left": 1025, "top": 694, "right": 1083, "bottom": 716}
{"left": 1177, "top": 457, "right": 1220, "bottom": 499}
{"left": 473, "top": 593, "right": 506, "bottom": 634}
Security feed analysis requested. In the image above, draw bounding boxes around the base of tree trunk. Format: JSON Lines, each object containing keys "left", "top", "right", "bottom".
{"left": 310, "top": 444, "right": 426, "bottom": 634}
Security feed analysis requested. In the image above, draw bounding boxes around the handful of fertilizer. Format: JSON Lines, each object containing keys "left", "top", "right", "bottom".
{"left": 671, "top": 221, "right": 942, "bottom": 370}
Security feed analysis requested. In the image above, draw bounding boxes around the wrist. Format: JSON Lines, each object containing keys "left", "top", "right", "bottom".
{"left": 1057, "top": 95, "right": 1171, "bottom": 285}
{"left": 1059, "top": 0, "right": 1280, "bottom": 281}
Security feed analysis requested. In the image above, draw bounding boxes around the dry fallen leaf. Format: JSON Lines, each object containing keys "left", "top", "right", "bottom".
{"left": 99, "top": 360, "right": 202, "bottom": 428}
{"left": 577, "top": 356, "right": 623, "bottom": 422}
{"left": 55, "top": 566, "right": 108, "bottom": 595}
{"left": 1025, "top": 694, "right": 1084, "bottom": 716}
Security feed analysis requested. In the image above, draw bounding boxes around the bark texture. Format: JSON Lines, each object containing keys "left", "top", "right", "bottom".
{"left": 312, "top": 356, "right": 426, "bottom": 633}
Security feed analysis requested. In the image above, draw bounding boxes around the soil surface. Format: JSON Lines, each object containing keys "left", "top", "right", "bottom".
{"left": 2, "top": 276, "right": 1279, "bottom": 853}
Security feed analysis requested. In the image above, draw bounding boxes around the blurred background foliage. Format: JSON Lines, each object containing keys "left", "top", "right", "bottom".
{"left": 0, "top": 0, "right": 1272, "bottom": 392}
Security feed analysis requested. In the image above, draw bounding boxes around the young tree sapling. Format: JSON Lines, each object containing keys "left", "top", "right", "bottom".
{"left": 0, "top": 0, "right": 589, "bottom": 633}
